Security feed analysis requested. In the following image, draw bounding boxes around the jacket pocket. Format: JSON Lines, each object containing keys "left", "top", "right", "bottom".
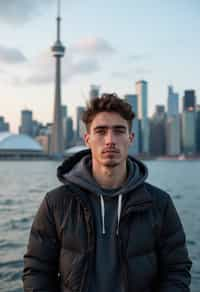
{"left": 64, "top": 253, "right": 88, "bottom": 292}
{"left": 126, "top": 251, "right": 157, "bottom": 291}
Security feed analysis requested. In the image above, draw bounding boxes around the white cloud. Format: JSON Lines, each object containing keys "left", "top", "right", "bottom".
{"left": 0, "top": 36, "right": 115, "bottom": 86}
{"left": 0, "top": 0, "right": 54, "bottom": 24}
{"left": 25, "top": 50, "right": 100, "bottom": 85}
{"left": 0, "top": 45, "right": 27, "bottom": 64}
{"left": 69, "top": 37, "right": 116, "bottom": 56}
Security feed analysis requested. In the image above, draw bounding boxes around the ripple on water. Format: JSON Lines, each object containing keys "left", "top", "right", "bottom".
{"left": 2, "top": 216, "right": 33, "bottom": 231}
{"left": 0, "top": 259, "right": 23, "bottom": 269}
{"left": 187, "top": 240, "right": 196, "bottom": 246}
{"left": 0, "top": 240, "right": 23, "bottom": 249}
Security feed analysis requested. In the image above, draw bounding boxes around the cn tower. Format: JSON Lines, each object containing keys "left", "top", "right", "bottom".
{"left": 51, "top": 0, "right": 65, "bottom": 158}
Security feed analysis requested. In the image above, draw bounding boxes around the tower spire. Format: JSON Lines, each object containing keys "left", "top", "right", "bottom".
{"left": 50, "top": 0, "right": 66, "bottom": 159}
{"left": 57, "top": 0, "right": 61, "bottom": 18}
{"left": 57, "top": 0, "right": 61, "bottom": 41}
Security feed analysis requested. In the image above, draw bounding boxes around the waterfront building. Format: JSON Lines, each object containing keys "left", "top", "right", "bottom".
{"left": 0, "top": 116, "right": 10, "bottom": 132}
{"left": 19, "top": 110, "right": 33, "bottom": 137}
{"left": 89, "top": 85, "right": 100, "bottom": 100}
{"left": 0, "top": 132, "right": 44, "bottom": 159}
{"left": 136, "top": 80, "right": 149, "bottom": 154}
{"left": 76, "top": 106, "right": 85, "bottom": 144}
{"left": 66, "top": 117, "right": 74, "bottom": 148}
{"left": 167, "top": 85, "right": 179, "bottom": 116}
{"left": 124, "top": 94, "right": 139, "bottom": 155}
{"left": 196, "top": 105, "right": 200, "bottom": 154}
{"left": 150, "top": 105, "right": 166, "bottom": 156}
{"left": 166, "top": 86, "right": 180, "bottom": 156}
{"left": 62, "top": 105, "right": 68, "bottom": 147}
{"left": 183, "top": 90, "right": 196, "bottom": 111}
{"left": 166, "top": 116, "right": 180, "bottom": 156}
{"left": 182, "top": 111, "right": 196, "bottom": 155}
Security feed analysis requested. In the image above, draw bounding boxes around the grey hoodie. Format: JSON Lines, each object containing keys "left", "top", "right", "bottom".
{"left": 57, "top": 150, "right": 148, "bottom": 292}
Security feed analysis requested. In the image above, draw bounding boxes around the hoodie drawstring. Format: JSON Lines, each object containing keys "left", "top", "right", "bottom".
{"left": 100, "top": 194, "right": 123, "bottom": 236}
{"left": 100, "top": 195, "right": 106, "bottom": 234}
{"left": 116, "top": 194, "right": 122, "bottom": 235}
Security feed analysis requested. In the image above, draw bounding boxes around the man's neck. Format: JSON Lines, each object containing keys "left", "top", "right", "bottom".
{"left": 92, "top": 161, "right": 127, "bottom": 189}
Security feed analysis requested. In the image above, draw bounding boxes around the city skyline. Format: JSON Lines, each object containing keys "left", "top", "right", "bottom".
{"left": 0, "top": 0, "right": 200, "bottom": 133}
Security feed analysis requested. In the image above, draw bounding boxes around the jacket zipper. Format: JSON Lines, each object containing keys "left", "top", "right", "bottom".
{"left": 74, "top": 195, "right": 95, "bottom": 292}
{"left": 118, "top": 200, "right": 153, "bottom": 292}
{"left": 121, "top": 200, "right": 152, "bottom": 219}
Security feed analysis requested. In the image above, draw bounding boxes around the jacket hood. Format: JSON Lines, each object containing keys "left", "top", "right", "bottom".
{"left": 57, "top": 149, "right": 148, "bottom": 197}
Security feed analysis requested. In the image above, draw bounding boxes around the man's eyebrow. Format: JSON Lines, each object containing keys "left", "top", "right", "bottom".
{"left": 93, "top": 125, "right": 127, "bottom": 130}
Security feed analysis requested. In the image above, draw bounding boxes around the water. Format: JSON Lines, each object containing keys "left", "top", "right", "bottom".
{"left": 0, "top": 160, "right": 199, "bottom": 291}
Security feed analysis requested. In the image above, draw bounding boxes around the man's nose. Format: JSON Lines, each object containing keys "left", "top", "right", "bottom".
{"left": 105, "top": 130, "right": 116, "bottom": 145}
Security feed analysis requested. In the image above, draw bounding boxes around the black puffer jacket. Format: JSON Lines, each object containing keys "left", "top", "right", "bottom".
{"left": 23, "top": 151, "right": 192, "bottom": 292}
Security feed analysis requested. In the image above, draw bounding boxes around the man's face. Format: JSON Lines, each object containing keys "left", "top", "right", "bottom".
{"left": 84, "top": 112, "right": 134, "bottom": 168}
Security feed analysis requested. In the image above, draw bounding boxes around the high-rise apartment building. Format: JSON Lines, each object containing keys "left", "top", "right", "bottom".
{"left": 183, "top": 90, "right": 196, "bottom": 111}
{"left": 124, "top": 94, "right": 139, "bottom": 155}
{"left": 150, "top": 105, "right": 166, "bottom": 156}
{"left": 89, "top": 85, "right": 100, "bottom": 100}
{"left": 135, "top": 80, "right": 149, "bottom": 154}
{"left": 62, "top": 105, "right": 68, "bottom": 148}
{"left": 76, "top": 106, "right": 85, "bottom": 144}
{"left": 136, "top": 80, "right": 148, "bottom": 119}
{"left": 167, "top": 85, "right": 179, "bottom": 116}
{"left": 166, "top": 86, "right": 180, "bottom": 156}
{"left": 66, "top": 117, "right": 74, "bottom": 148}
{"left": 19, "top": 110, "right": 33, "bottom": 136}
{"left": 196, "top": 105, "right": 200, "bottom": 154}
{"left": 182, "top": 90, "right": 196, "bottom": 155}
{"left": 0, "top": 116, "right": 10, "bottom": 132}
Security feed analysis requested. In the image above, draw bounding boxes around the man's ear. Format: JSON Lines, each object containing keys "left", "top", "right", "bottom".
{"left": 84, "top": 132, "right": 90, "bottom": 148}
{"left": 129, "top": 132, "right": 134, "bottom": 144}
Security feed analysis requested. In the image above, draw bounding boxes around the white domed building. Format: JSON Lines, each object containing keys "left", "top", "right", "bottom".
{"left": 0, "top": 132, "right": 46, "bottom": 159}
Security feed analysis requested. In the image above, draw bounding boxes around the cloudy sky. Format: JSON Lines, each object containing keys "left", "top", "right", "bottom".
{"left": 0, "top": 0, "right": 200, "bottom": 133}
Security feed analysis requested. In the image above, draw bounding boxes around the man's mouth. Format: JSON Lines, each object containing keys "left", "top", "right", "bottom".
{"left": 102, "top": 149, "right": 119, "bottom": 154}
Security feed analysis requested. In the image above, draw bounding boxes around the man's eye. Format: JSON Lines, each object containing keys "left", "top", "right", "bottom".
{"left": 115, "top": 129, "right": 125, "bottom": 134}
{"left": 96, "top": 129, "right": 105, "bottom": 134}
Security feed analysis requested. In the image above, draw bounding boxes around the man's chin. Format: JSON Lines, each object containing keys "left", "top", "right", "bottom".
{"left": 103, "top": 160, "right": 120, "bottom": 168}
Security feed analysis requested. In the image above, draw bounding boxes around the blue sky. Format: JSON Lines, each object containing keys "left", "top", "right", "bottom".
{"left": 0, "top": 0, "right": 199, "bottom": 133}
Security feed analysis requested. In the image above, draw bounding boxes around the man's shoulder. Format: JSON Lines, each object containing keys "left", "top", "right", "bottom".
{"left": 144, "top": 182, "right": 172, "bottom": 210}
{"left": 45, "top": 183, "right": 77, "bottom": 205}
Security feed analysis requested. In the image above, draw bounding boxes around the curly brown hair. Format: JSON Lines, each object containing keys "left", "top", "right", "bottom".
{"left": 82, "top": 93, "right": 135, "bottom": 132}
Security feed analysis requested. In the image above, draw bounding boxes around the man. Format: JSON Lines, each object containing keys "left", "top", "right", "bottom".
{"left": 23, "top": 93, "right": 192, "bottom": 292}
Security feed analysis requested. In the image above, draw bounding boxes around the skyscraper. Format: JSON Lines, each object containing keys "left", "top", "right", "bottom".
{"left": 196, "top": 105, "right": 200, "bottom": 154}
{"left": 150, "top": 105, "right": 166, "bottom": 156}
{"left": 136, "top": 80, "right": 149, "bottom": 154}
{"left": 89, "top": 85, "right": 100, "bottom": 100}
{"left": 166, "top": 86, "right": 180, "bottom": 156}
{"left": 182, "top": 111, "right": 196, "bottom": 155}
{"left": 183, "top": 90, "right": 196, "bottom": 111}
{"left": 62, "top": 105, "right": 68, "bottom": 148}
{"left": 124, "top": 94, "right": 139, "bottom": 155}
{"left": 167, "top": 85, "right": 179, "bottom": 116}
{"left": 19, "top": 110, "right": 33, "bottom": 137}
{"left": 50, "top": 0, "right": 65, "bottom": 158}
{"left": 76, "top": 106, "right": 85, "bottom": 144}
{"left": 0, "top": 116, "right": 10, "bottom": 132}
{"left": 182, "top": 89, "right": 196, "bottom": 155}
{"left": 66, "top": 117, "right": 74, "bottom": 148}
{"left": 136, "top": 80, "right": 148, "bottom": 119}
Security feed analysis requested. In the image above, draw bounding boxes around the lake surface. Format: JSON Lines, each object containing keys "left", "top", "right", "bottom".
{"left": 0, "top": 160, "right": 199, "bottom": 291}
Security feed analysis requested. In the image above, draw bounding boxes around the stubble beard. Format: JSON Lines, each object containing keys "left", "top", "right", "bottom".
{"left": 103, "top": 161, "right": 120, "bottom": 168}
